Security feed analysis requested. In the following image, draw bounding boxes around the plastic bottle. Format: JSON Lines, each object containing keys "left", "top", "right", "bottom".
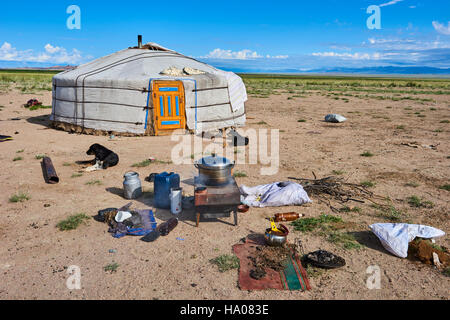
{"left": 158, "top": 217, "right": 178, "bottom": 236}
{"left": 170, "top": 187, "right": 183, "bottom": 215}
{"left": 274, "top": 212, "right": 301, "bottom": 222}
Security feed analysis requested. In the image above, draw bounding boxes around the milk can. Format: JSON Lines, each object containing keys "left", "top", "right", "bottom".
{"left": 123, "top": 172, "right": 142, "bottom": 199}
{"left": 170, "top": 187, "right": 183, "bottom": 215}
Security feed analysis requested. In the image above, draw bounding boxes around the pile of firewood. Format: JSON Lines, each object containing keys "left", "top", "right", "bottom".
{"left": 289, "top": 173, "right": 387, "bottom": 212}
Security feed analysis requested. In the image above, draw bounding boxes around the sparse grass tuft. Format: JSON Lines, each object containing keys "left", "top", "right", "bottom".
{"left": 9, "top": 192, "right": 30, "bottom": 203}
{"left": 405, "top": 182, "right": 420, "bottom": 188}
{"left": 429, "top": 242, "right": 446, "bottom": 253}
{"left": 395, "top": 125, "right": 405, "bottom": 130}
{"left": 369, "top": 200, "right": 404, "bottom": 221}
{"left": 13, "top": 156, "right": 23, "bottom": 161}
{"left": 440, "top": 120, "right": 450, "bottom": 124}
{"left": 56, "top": 213, "right": 90, "bottom": 231}
{"left": 16, "top": 149, "right": 24, "bottom": 153}
{"left": 35, "top": 154, "right": 46, "bottom": 160}
{"left": 291, "top": 214, "right": 342, "bottom": 232}
{"left": 256, "top": 121, "right": 267, "bottom": 125}
{"left": 439, "top": 184, "right": 450, "bottom": 191}
{"left": 233, "top": 171, "right": 247, "bottom": 178}
{"left": 339, "top": 206, "right": 362, "bottom": 213}
{"left": 297, "top": 119, "right": 307, "bottom": 123}
{"left": 378, "top": 205, "right": 403, "bottom": 221}
{"left": 407, "top": 195, "right": 434, "bottom": 208}
{"left": 406, "top": 195, "right": 418, "bottom": 207}
{"left": 131, "top": 159, "right": 172, "bottom": 167}
{"left": 361, "top": 180, "right": 376, "bottom": 188}
{"left": 104, "top": 262, "right": 119, "bottom": 273}
{"left": 85, "top": 180, "right": 102, "bottom": 186}
{"left": 304, "top": 263, "right": 325, "bottom": 278}
{"left": 29, "top": 105, "right": 52, "bottom": 111}
{"left": 71, "top": 173, "right": 83, "bottom": 178}
{"left": 332, "top": 170, "right": 345, "bottom": 175}
{"left": 294, "top": 214, "right": 364, "bottom": 250}
{"left": 210, "top": 254, "right": 240, "bottom": 272}
{"left": 360, "top": 151, "right": 374, "bottom": 157}
{"left": 155, "top": 159, "right": 173, "bottom": 164}
{"left": 327, "top": 231, "right": 362, "bottom": 250}
{"left": 131, "top": 159, "right": 152, "bottom": 167}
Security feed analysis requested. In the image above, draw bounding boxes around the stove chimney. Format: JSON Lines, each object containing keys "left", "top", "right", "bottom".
{"left": 138, "top": 35, "right": 142, "bottom": 48}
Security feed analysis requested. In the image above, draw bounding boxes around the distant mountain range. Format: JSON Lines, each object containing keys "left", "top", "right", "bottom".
{"left": 0, "top": 60, "right": 75, "bottom": 71}
{"left": 218, "top": 66, "right": 450, "bottom": 76}
{"left": 0, "top": 59, "right": 449, "bottom": 76}
{"left": 308, "top": 66, "right": 450, "bottom": 75}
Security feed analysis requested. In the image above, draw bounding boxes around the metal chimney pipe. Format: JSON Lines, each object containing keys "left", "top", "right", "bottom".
{"left": 138, "top": 35, "right": 142, "bottom": 48}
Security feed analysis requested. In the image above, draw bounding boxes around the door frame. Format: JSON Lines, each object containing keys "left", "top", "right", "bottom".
{"left": 152, "top": 80, "right": 186, "bottom": 135}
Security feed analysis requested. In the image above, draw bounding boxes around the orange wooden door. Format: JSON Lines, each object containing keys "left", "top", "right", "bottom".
{"left": 152, "top": 80, "right": 186, "bottom": 135}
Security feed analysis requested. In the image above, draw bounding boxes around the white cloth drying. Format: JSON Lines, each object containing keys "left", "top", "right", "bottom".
{"left": 240, "top": 181, "right": 311, "bottom": 207}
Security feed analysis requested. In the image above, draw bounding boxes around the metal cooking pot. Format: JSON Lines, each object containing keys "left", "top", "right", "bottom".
{"left": 194, "top": 154, "right": 235, "bottom": 186}
{"left": 264, "top": 224, "right": 289, "bottom": 247}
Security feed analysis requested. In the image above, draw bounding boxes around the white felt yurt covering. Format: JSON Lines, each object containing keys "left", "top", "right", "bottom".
{"left": 51, "top": 43, "right": 247, "bottom": 135}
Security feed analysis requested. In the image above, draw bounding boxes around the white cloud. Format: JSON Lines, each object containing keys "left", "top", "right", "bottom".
{"left": 1, "top": 42, "right": 12, "bottom": 51}
{"left": 0, "top": 42, "right": 88, "bottom": 64}
{"left": 44, "top": 44, "right": 63, "bottom": 54}
{"left": 432, "top": 21, "right": 450, "bottom": 36}
{"left": 267, "top": 54, "right": 289, "bottom": 59}
{"left": 202, "top": 48, "right": 288, "bottom": 60}
{"left": 203, "top": 48, "right": 261, "bottom": 59}
{"left": 0, "top": 42, "right": 18, "bottom": 60}
{"left": 379, "top": 0, "right": 403, "bottom": 7}
{"left": 311, "top": 51, "right": 383, "bottom": 60}
{"left": 365, "top": 37, "right": 450, "bottom": 50}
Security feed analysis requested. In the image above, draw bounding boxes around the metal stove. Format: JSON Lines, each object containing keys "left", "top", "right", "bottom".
{"left": 194, "top": 176, "right": 241, "bottom": 227}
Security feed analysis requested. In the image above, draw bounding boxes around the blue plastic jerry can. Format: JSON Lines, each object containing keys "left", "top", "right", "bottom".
{"left": 154, "top": 172, "right": 180, "bottom": 209}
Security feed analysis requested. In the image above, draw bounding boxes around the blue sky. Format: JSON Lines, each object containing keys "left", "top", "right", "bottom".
{"left": 0, "top": 0, "right": 449, "bottom": 71}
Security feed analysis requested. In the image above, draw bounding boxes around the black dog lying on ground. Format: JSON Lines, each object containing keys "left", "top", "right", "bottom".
{"left": 86, "top": 144, "right": 119, "bottom": 169}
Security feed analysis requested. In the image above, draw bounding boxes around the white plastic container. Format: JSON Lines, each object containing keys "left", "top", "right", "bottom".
{"left": 170, "top": 187, "right": 182, "bottom": 215}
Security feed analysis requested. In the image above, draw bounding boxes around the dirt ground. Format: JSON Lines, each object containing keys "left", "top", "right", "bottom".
{"left": 0, "top": 87, "right": 449, "bottom": 300}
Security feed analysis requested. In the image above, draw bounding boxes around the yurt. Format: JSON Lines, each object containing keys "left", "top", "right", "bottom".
{"left": 51, "top": 37, "right": 247, "bottom": 136}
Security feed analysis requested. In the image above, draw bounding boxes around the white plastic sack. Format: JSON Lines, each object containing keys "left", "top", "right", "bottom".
{"left": 240, "top": 181, "right": 312, "bottom": 207}
{"left": 369, "top": 223, "right": 445, "bottom": 258}
{"left": 325, "top": 114, "right": 347, "bottom": 123}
